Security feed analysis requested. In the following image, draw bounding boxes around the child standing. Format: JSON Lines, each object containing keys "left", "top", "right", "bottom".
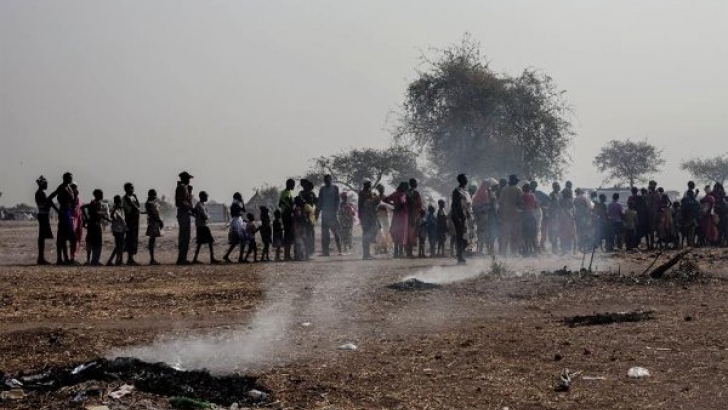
{"left": 272, "top": 209, "right": 284, "bottom": 261}
{"left": 145, "top": 189, "right": 163, "bottom": 265}
{"left": 418, "top": 209, "right": 427, "bottom": 257}
{"left": 259, "top": 206, "right": 272, "bottom": 262}
{"left": 436, "top": 199, "right": 448, "bottom": 256}
{"left": 243, "top": 212, "right": 259, "bottom": 262}
{"left": 223, "top": 193, "right": 247, "bottom": 263}
{"left": 107, "top": 195, "right": 127, "bottom": 266}
{"left": 193, "top": 191, "right": 220, "bottom": 264}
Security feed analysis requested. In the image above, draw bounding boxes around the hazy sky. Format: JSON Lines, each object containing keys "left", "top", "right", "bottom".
{"left": 1, "top": 0, "right": 726, "bottom": 205}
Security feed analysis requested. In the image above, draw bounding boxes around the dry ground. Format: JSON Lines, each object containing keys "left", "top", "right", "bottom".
{"left": 1, "top": 221, "right": 728, "bottom": 409}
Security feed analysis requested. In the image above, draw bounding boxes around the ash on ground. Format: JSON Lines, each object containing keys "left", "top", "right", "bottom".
{"left": 388, "top": 278, "right": 441, "bottom": 291}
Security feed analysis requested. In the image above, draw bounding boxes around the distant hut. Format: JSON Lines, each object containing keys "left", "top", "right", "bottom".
{"left": 244, "top": 191, "right": 267, "bottom": 219}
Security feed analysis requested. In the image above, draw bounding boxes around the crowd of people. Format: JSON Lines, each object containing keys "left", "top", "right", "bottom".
{"left": 32, "top": 170, "right": 728, "bottom": 266}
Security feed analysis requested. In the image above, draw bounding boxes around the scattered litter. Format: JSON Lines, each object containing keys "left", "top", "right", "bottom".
{"left": 423, "top": 368, "right": 434, "bottom": 375}
{"left": 301, "top": 322, "right": 312, "bottom": 327}
{"left": 4, "top": 378, "right": 23, "bottom": 388}
{"left": 338, "top": 343, "right": 358, "bottom": 351}
{"left": 229, "top": 403, "right": 239, "bottom": 410}
{"left": 564, "top": 310, "right": 654, "bottom": 327}
{"left": 582, "top": 376, "right": 606, "bottom": 381}
{"left": 109, "top": 384, "right": 135, "bottom": 399}
{"left": 555, "top": 369, "right": 580, "bottom": 392}
{"left": 0, "top": 389, "right": 26, "bottom": 400}
{"left": 72, "top": 361, "right": 99, "bottom": 375}
{"left": 387, "top": 278, "right": 441, "bottom": 291}
{"left": 248, "top": 389, "right": 267, "bottom": 399}
{"left": 85, "top": 406, "right": 110, "bottom": 410}
{"left": 627, "top": 367, "right": 651, "bottom": 378}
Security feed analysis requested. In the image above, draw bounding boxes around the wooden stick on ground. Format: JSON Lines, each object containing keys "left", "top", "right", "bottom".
{"left": 647, "top": 248, "right": 692, "bottom": 279}
{"left": 640, "top": 251, "right": 663, "bottom": 276}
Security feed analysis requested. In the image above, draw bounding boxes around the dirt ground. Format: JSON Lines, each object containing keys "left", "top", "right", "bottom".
{"left": 2, "top": 221, "right": 728, "bottom": 409}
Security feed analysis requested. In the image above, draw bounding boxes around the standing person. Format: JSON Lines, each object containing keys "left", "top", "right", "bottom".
{"left": 558, "top": 191, "right": 577, "bottom": 254}
{"left": 646, "top": 181, "right": 662, "bottom": 249}
{"left": 531, "top": 180, "right": 549, "bottom": 253}
{"left": 426, "top": 204, "right": 438, "bottom": 257}
{"left": 498, "top": 175, "right": 524, "bottom": 257}
{"left": 338, "top": 192, "right": 355, "bottom": 253}
{"left": 107, "top": 195, "right": 127, "bottom": 266}
{"left": 384, "top": 182, "right": 410, "bottom": 258}
{"left": 34, "top": 176, "right": 53, "bottom": 265}
{"left": 144, "top": 189, "right": 163, "bottom": 265}
{"left": 316, "top": 175, "right": 342, "bottom": 256}
{"left": 175, "top": 171, "right": 194, "bottom": 265}
{"left": 417, "top": 209, "right": 427, "bottom": 257}
{"left": 299, "top": 179, "right": 318, "bottom": 257}
{"left": 47, "top": 172, "right": 75, "bottom": 265}
{"left": 293, "top": 196, "right": 309, "bottom": 261}
{"left": 81, "top": 189, "right": 110, "bottom": 265}
{"left": 406, "top": 178, "right": 423, "bottom": 258}
{"left": 436, "top": 199, "right": 448, "bottom": 256}
{"left": 699, "top": 186, "right": 718, "bottom": 246}
{"left": 358, "top": 179, "right": 379, "bottom": 260}
{"left": 607, "top": 193, "right": 624, "bottom": 251}
{"left": 681, "top": 190, "right": 700, "bottom": 246}
{"left": 375, "top": 184, "right": 392, "bottom": 255}
{"left": 259, "top": 206, "right": 272, "bottom": 262}
{"left": 472, "top": 180, "right": 491, "bottom": 255}
{"left": 573, "top": 188, "right": 593, "bottom": 252}
{"left": 223, "top": 194, "right": 247, "bottom": 263}
{"left": 547, "top": 182, "right": 562, "bottom": 253}
{"left": 192, "top": 191, "right": 220, "bottom": 264}
{"left": 272, "top": 209, "right": 284, "bottom": 261}
{"left": 243, "top": 213, "right": 259, "bottom": 262}
{"left": 122, "top": 183, "right": 143, "bottom": 265}
{"left": 451, "top": 174, "right": 472, "bottom": 264}
{"left": 592, "top": 194, "right": 608, "bottom": 250}
{"left": 279, "top": 179, "right": 296, "bottom": 260}
{"left": 623, "top": 202, "right": 639, "bottom": 250}
{"left": 521, "top": 183, "right": 538, "bottom": 256}
{"left": 69, "top": 183, "right": 84, "bottom": 263}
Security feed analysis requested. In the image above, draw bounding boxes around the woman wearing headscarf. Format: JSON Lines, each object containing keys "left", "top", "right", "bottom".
{"left": 384, "top": 182, "right": 410, "bottom": 258}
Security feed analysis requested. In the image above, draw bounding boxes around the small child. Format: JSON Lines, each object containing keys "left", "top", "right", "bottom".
{"left": 418, "top": 209, "right": 427, "bottom": 257}
{"left": 106, "top": 195, "right": 127, "bottom": 266}
{"left": 243, "top": 212, "right": 259, "bottom": 262}
{"left": 223, "top": 193, "right": 247, "bottom": 263}
{"left": 272, "top": 209, "right": 284, "bottom": 261}
{"left": 193, "top": 191, "right": 220, "bottom": 264}
{"left": 436, "top": 199, "right": 448, "bottom": 256}
{"left": 259, "top": 206, "right": 272, "bottom": 262}
{"left": 426, "top": 205, "right": 438, "bottom": 257}
{"left": 81, "top": 189, "right": 110, "bottom": 265}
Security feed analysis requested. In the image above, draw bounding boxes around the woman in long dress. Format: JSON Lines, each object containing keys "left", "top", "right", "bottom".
{"left": 384, "top": 182, "right": 409, "bottom": 258}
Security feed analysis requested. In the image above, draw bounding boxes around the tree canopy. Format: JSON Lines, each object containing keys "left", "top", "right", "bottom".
{"left": 593, "top": 139, "right": 665, "bottom": 187}
{"left": 680, "top": 154, "right": 728, "bottom": 186}
{"left": 306, "top": 146, "right": 423, "bottom": 191}
{"left": 395, "top": 35, "right": 573, "bottom": 193}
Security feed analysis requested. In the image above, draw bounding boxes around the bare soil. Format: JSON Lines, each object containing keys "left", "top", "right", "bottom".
{"left": 2, "top": 221, "right": 728, "bottom": 409}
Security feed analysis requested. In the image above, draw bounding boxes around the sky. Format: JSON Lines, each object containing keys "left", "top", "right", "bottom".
{"left": 1, "top": 0, "right": 726, "bottom": 205}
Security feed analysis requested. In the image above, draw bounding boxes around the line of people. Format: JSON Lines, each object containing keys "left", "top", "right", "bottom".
{"left": 33, "top": 170, "right": 728, "bottom": 266}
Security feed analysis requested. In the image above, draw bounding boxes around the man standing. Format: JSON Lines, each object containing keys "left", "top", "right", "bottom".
{"left": 451, "top": 174, "right": 472, "bottom": 264}
{"left": 407, "top": 178, "right": 423, "bottom": 258}
{"left": 279, "top": 178, "right": 296, "bottom": 260}
{"left": 122, "top": 182, "right": 143, "bottom": 266}
{"left": 358, "top": 179, "right": 379, "bottom": 260}
{"left": 498, "top": 175, "right": 524, "bottom": 257}
{"left": 35, "top": 176, "right": 53, "bottom": 265}
{"left": 175, "top": 171, "right": 194, "bottom": 265}
{"left": 316, "top": 175, "right": 342, "bottom": 256}
{"left": 646, "top": 180, "right": 662, "bottom": 249}
{"left": 47, "top": 172, "right": 75, "bottom": 265}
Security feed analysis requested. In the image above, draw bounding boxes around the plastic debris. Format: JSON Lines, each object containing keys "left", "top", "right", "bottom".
{"left": 555, "top": 369, "right": 580, "bottom": 392}
{"left": 4, "top": 378, "right": 23, "bottom": 388}
{"left": 247, "top": 389, "right": 267, "bottom": 399}
{"left": 582, "top": 376, "right": 606, "bottom": 381}
{"left": 627, "top": 367, "right": 651, "bottom": 378}
{"left": 71, "top": 361, "right": 98, "bottom": 375}
{"left": 338, "top": 343, "right": 358, "bottom": 351}
{"left": 169, "top": 396, "right": 214, "bottom": 409}
{"left": 0, "top": 389, "right": 26, "bottom": 400}
{"left": 109, "top": 384, "right": 135, "bottom": 399}
{"left": 301, "top": 322, "right": 312, "bottom": 327}
{"left": 85, "top": 406, "right": 110, "bottom": 410}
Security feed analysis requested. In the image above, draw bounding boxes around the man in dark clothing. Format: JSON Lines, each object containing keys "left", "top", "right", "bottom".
{"left": 35, "top": 176, "right": 53, "bottom": 265}
{"left": 175, "top": 171, "right": 194, "bottom": 265}
{"left": 279, "top": 178, "right": 296, "bottom": 260}
{"left": 316, "top": 175, "right": 342, "bottom": 256}
{"left": 299, "top": 179, "right": 318, "bottom": 257}
{"left": 122, "top": 182, "right": 143, "bottom": 265}
{"left": 451, "top": 174, "right": 472, "bottom": 264}
{"left": 407, "top": 178, "right": 423, "bottom": 258}
{"left": 358, "top": 179, "right": 379, "bottom": 260}
{"left": 47, "top": 172, "right": 75, "bottom": 265}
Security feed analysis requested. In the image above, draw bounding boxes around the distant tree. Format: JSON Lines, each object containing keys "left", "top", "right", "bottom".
{"left": 395, "top": 34, "right": 573, "bottom": 194}
{"left": 680, "top": 154, "right": 728, "bottom": 186}
{"left": 593, "top": 139, "right": 665, "bottom": 187}
{"left": 254, "top": 184, "right": 282, "bottom": 209}
{"left": 306, "top": 146, "right": 423, "bottom": 191}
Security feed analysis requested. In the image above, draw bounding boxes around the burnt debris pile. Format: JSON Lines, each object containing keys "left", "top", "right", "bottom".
{"left": 563, "top": 310, "right": 655, "bottom": 327}
{"left": 388, "top": 278, "right": 441, "bottom": 291}
{"left": 1, "top": 357, "right": 268, "bottom": 406}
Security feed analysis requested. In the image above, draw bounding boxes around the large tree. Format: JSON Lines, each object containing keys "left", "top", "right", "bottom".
{"left": 307, "top": 146, "right": 423, "bottom": 191}
{"left": 593, "top": 139, "right": 665, "bottom": 187}
{"left": 680, "top": 154, "right": 728, "bottom": 186}
{"left": 395, "top": 35, "right": 573, "bottom": 193}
